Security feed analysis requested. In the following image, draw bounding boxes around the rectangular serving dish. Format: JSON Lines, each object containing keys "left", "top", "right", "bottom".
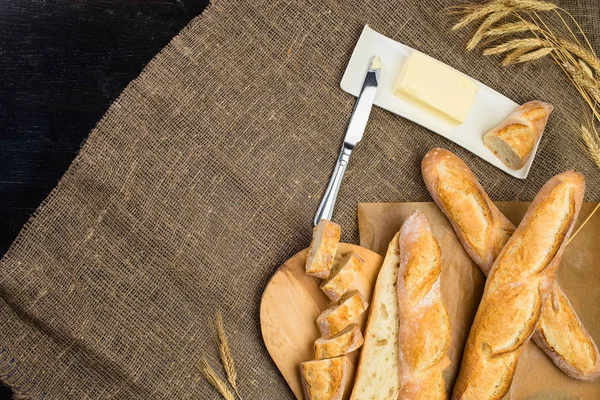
{"left": 341, "top": 25, "right": 534, "bottom": 179}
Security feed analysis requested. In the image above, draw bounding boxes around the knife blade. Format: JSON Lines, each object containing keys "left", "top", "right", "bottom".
{"left": 313, "top": 56, "right": 381, "bottom": 226}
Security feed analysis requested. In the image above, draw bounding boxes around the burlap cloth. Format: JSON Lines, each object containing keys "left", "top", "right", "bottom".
{"left": 1, "top": 1, "right": 599, "bottom": 399}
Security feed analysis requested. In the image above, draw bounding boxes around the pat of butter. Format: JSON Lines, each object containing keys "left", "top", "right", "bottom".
{"left": 393, "top": 51, "right": 479, "bottom": 125}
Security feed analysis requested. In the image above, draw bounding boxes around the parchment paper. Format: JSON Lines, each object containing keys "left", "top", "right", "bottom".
{"left": 358, "top": 202, "right": 600, "bottom": 400}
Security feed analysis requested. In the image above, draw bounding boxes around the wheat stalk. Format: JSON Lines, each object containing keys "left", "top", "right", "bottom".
{"left": 483, "top": 37, "right": 546, "bottom": 56}
{"left": 450, "top": 1, "right": 507, "bottom": 31}
{"left": 559, "top": 39, "right": 600, "bottom": 77}
{"left": 484, "top": 20, "right": 540, "bottom": 37}
{"left": 215, "top": 311, "right": 242, "bottom": 400}
{"left": 513, "top": 46, "right": 555, "bottom": 63}
{"left": 508, "top": 0, "right": 557, "bottom": 12}
{"left": 580, "top": 123, "right": 600, "bottom": 168}
{"left": 564, "top": 63, "right": 600, "bottom": 105}
{"left": 197, "top": 356, "right": 236, "bottom": 400}
{"left": 502, "top": 47, "right": 531, "bottom": 66}
{"left": 467, "top": 8, "right": 517, "bottom": 51}
{"left": 450, "top": 0, "right": 600, "bottom": 169}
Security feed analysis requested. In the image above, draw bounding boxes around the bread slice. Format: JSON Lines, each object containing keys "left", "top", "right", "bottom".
{"left": 317, "top": 290, "right": 368, "bottom": 338}
{"left": 314, "top": 323, "right": 364, "bottom": 360}
{"left": 320, "top": 251, "right": 363, "bottom": 301}
{"left": 483, "top": 100, "right": 553, "bottom": 170}
{"left": 306, "top": 220, "right": 341, "bottom": 279}
{"left": 350, "top": 233, "right": 401, "bottom": 400}
{"left": 300, "top": 356, "right": 347, "bottom": 400}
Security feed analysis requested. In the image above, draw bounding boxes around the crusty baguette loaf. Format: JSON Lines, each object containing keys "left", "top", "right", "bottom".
{"left": 314, "top": 324, "right": 364, "bottom": 360}
{"left": 397, "top": 210, "right": 451, "bottom": 400}
{"left": 320, "top": 252, "right": 363, "bottom": 301}
{"left": 483, "top": 100, "right": 553, "bottom": 170}
{"left": 306, "top": 220, "right": 341, "bottom": 279}
{"left": 350, "top": 233, "right": 401, "bottom": 400}
{"left": 300, "top": 356, "right": 347, "bottom": 400}
{"left": 422, "top": 148, "right": 514, "bottom": 274}
{"left": 452, "top": 171, "right": 585, "bottom": 400}
{"left": 423, "top": 148, "right": 600, "bottom": 380}
{"left": 533, "top": 281, "right": 600, "bottom": 380}
{"left": 317, "top": 290, "right": 368, "bottom": 338}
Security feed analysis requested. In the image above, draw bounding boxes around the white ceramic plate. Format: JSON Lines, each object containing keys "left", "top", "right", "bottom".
{"left": 341, "top": 25, "right": 536, "bottom": 179}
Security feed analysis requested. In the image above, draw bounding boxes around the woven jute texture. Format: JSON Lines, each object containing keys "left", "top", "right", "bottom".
{"left": 1, "top": 1, "right": 599, "bottom": 399}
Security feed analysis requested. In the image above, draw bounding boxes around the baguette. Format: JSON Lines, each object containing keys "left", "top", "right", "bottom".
{"left": 300, "top": 356, "right": 347, "bottom": 400}
{"left": 320, "top": 251, "right": 363, "bottom": 301}
{"left": 397, "top": 210, "right": 451, "bottom": 400}
{"left": 423, "top": 148, "right": 600, "bottom": 380}
{"left": 483, "top": 100, "right": 553, "bottom": 170}
{"left": 350, "top": 233, "right": 401, "bottom": 400}
{"left": 422, "top": 148, "right": 514, "bottom": 274}
{"left": 306, "top": 220, "right": 341, "bottom": 279}
{"left": 314, "top": 324, "right": 364, "bottom": 360}
{"left": 317, "top": 290, "right": 368, "bottom": 338}
{"left": 452, "top": 171, "right": 584, "bottom": 399}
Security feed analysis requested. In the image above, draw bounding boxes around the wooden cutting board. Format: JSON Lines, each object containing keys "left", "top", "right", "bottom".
{"left": 260, "top": 243, "right": 383, "bottom": 400}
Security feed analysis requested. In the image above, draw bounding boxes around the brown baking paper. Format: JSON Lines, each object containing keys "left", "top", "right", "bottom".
{"left": 358, "top": 201, "right": 600, "bottom": 400}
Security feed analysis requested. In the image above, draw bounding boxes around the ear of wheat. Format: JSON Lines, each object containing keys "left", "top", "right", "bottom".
{"left": 197, "top": 356, "right": 236, "bottom": 400}
{"left": 215, "top": 311, "right": 242, "bottom": 399}
{"left": 196, "top": 312, "right": 243, "bottom": 400}
{"left": 449, "top": 0, "right": 600, "bottom": 169}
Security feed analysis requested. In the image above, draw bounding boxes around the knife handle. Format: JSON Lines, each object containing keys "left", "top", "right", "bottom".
{"left": 313, "top": 144, "right": 353, "bottom": 226}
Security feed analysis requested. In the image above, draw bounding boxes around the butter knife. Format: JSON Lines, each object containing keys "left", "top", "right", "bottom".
{"left": 313, "top": 56, "right": 381, "bottom": 226}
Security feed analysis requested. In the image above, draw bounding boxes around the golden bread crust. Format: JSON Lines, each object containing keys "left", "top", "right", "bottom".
{"left": 483, "top": 100, "right": 553, "bottom": 169}
{"left": 452, "top": 171, "right": 584, "bottom": 400}
{"left": 397, "top": 211, "right": 450, "bottom": 400}
{"left": 306, "top": 220, "right": 341, "bottom": 279}
{"left": 300, "top": 356, "right": 346, "bottom": 400}
{"left": 423, "top": 148, "right": 600, "bottom": 380}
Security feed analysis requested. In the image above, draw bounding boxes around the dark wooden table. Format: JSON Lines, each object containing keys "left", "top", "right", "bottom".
{"left": 0, "top": 1, "right": 209, "bottom": 398}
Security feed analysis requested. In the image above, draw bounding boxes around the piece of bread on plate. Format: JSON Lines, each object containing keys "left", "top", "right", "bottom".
{"left": 320, "top": 251, "right": 363, "bottom": 301}
{"left": 300, "top": 355, "right": 347, "bottom": 400}
{"left": 317, "top": 290, "right": 368, "bottom": 338}
{"left": 350, "top": 233, "right": 401, "bottom": 400}
{"left": 397, "top": 210, "right": 451, "bottom": 400}
{"left": 452, "top": 171, "right": 584, "bottom": 399}
{"left": 306, "top": 219, "right": 341, "bottom": 279}
{"left": 483, "top": 100, "right": 553, "bottom": 170}
{"left": 423, "top": 148, "right": 600, "bottom": 380}
{"left": 314, "top": 323, "right": 364, "bottom": 360}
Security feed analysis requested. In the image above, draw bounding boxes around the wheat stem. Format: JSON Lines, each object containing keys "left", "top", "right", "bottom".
{"left": 215, "top": 311, "right": 243, "bottom": 400}
{"left": 567, "top": 202, "right": 600, "bottom": 246}
{"left": 467, "top": 8, "right": 516, "bottom": 51}
{"left": 513, "top": 46, "right": 554, "bottom": 63}
{"left": 197, "top": 357, "right": 236, "bottom": 400}
{"left": 578, "top": 123, "right": 600, "bottom": 169}
{"left": 484, "top": 20, "right": 540, "bottom": 37}
{"left": 451, "top": 1, "right": 506, "bottom": 31}
{"left": 484, "top": 37, "right": 546, "bottom": 55}
{"left": 509, "top": 0, "right": 558, "bottom": 12}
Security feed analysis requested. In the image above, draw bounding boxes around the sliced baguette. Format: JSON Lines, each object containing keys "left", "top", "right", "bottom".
{"left": 350, "top": 233, "right": 401, "bottom": 400}
{"left": 317, "top": 290, "right": 368, "bottom": 338}
{"left": 320, "top": 251, "right": 363, "bottom": 301}
{"left": 300, "top": 356, "right": 347, "bottom": 400}
{"left": 483, "top": 100, "right": 553, "bottom": 170}
{"left": 306, "top": 220, "right": 341, "bottom": 279}
{"left": 314, "top": 324, "right": 364, "bottom": 360}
